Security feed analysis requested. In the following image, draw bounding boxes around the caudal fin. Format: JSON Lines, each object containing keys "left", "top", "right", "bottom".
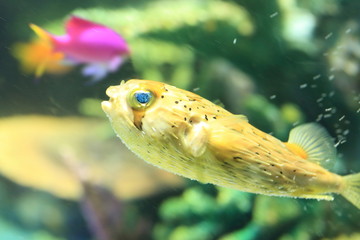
{"left": 342, "top": 173, "right": 360, "bottom": 209}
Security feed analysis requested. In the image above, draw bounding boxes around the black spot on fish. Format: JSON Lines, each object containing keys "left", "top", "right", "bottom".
{"left": 233, "top": 156, "right": 243, "bottom": 160}
{"left": 271, "top": 164, "right": 275, "bottom": 167}
{"left": 184, "top": 117, "right": 187, "bottom": 121}
{"left": 189, "top": 108, "right": 192, "bottom": 111}
{"left": 255, "top": 152, "right": 260, "bottom": 155}
{"left": 213, "top": 116, "right": 217, "bottom": 119}
{"left": 293, "top": 169, "right": 297, "bottom": 172}
{"left": 280, "top": 171, "right": 283, "bottom": 174}
{"left": 161, "top": 95, "right": 164, "bottom": 98}
{"left": 205, "top": 115, "right": 208, "bottom": 121}
{"left": 175, "top": 101, "right": 179, "bottom": 104}
{"left": 184, "top": 105, "right": 187, "bottom": 108}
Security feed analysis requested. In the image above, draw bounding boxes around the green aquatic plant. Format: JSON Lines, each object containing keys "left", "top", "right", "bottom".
{"left": 154, "top": 185, "right": 254, "bottom": 240}
{"left": 72, "top": 0, "right": 254, "bottom": 39}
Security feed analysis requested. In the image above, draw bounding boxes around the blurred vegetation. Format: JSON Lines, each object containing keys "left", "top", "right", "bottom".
{"left": 1, "top": 0, "right": 360, "bottom": 239}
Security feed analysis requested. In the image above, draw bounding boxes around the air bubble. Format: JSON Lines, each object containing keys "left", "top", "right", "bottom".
{"left": 270, "top": 12, "right": 278, "bottom": 18}
{"left": 313, "top": 74, "right": 321, "bottom": 80}
{"left": 300, "top": 83, "right": 308, "bottom": 89}
{"left": 325, "top": 32, "right": 333, "bottom": 39}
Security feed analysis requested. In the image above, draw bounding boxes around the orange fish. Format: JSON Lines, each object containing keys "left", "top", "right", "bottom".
{"left": 12, "top": 35, "right": 70, "bottom": 78}
{"left": 102, "top": 79, "right": 360, "bottom": 209}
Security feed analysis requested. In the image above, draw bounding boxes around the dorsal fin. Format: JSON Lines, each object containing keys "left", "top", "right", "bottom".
{"left": 286, "top": 123, "right": 336, "bottom": 169}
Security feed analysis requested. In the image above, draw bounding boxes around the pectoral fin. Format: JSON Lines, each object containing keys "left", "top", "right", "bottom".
{"left": 286, "top": 123, "right": 336, "bottom": 169}
{"left": 181, "top": 121, "right": 208, "bottom": 157}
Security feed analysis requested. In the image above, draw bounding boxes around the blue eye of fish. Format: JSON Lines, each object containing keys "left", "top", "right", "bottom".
{"left": 135, "top": 91, "right": 152, "bottom": 104}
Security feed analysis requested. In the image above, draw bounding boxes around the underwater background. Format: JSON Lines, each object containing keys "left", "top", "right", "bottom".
{"left": 1, "top": 0, "right": 360, "bottom": 239}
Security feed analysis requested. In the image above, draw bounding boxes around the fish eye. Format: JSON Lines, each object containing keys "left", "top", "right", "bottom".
{"left": 128, "top": 89, "right": 155, "bottom": 109}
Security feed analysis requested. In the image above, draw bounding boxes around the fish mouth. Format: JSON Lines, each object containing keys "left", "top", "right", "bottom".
{"left": 102, "top": 85, "right": 122, "bottom": 114}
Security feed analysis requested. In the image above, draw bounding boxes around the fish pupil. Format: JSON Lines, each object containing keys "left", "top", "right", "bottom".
{"left": 135, "top": 92, "right": 151, "bottom": 104}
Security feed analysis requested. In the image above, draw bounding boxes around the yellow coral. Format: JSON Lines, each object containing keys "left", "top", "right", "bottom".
{"left": 0, "top": 115, "right": 183, "bottom": 200}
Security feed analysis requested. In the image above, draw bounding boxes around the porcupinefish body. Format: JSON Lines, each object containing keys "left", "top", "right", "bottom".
{"left": 102, "top": 79, "right": 360, "bottom": 209}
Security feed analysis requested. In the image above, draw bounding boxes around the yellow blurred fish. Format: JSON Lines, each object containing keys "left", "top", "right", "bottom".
{"left": 102, "top": 79, "right": 360, "bottom": 209}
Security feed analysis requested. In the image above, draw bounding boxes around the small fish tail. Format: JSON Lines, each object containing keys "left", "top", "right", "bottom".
{"left": 342, "top": 172, "right": 360, "bottom": 209}
{"left": 29, "top": 24, "right": 53, "bottom": 43}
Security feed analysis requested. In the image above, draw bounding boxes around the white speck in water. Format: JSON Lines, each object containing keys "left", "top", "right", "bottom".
{"left": 316, "top": 114, "right": 323, "bottom": 122}
{"left": 325, "top": 108, "right": 332, "bottom": 112}
{"left": 325, "top": 32, "right": 333, "bottom": 39}
{"left": 357, "top": 108, "right": 360, "bottom": 113}
{"left": 269, "top": 95, "right": 276, "bottom": 100}
{"left": 270, "top": 12, "right": 278, "bottom": 18}
{"left": 324, "top": 114, "right": 332, "bottom": 118}
{"left": 328, "top": 75, "right": 335, "bottom": 81}
{"left": 316, "top": 97, "right": 324, "bottom": 103}
{"left": 313, "top": 74, "right": 321, "bottom": 80}
{"left": 233, "top": 38, "right": 237, "bottom": 44}
{"left": 345, "top": 28, "right": 352, "bottom": 34}
{"left": 310, "top": 84, "right": 317, "bottom": 88}
{"left": 339, "top": 115, "right": 345, "bottom": 121}
{"left": 343, "top": 129, "right": 350, "bottom": 136}
{"left": 292, "top": 121, "right": 300, "bottom": 126}
{"left": 300, "top": 83, "right": 308, "bottom": 89}
{"left": 329, "top": 91, "right": 335, "bottom": 97}
{"left": 193, "top": 87, "right": 200, "bottom": 92}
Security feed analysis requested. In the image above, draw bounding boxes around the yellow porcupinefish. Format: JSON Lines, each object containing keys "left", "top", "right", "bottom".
{"left": 102, "top": 79, "right": 360, "bottom": 209}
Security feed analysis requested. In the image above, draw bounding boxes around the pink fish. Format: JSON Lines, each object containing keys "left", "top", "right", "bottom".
{"left": 30, "top": 16, "right": 130, "bottom": 82}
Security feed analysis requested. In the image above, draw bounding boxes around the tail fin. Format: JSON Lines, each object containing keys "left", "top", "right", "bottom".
{"left": 29, "top": 24, "right": 53, "bottom": 43}
{"left": 342, "top": 173, "right": 360, "bottom": 209}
